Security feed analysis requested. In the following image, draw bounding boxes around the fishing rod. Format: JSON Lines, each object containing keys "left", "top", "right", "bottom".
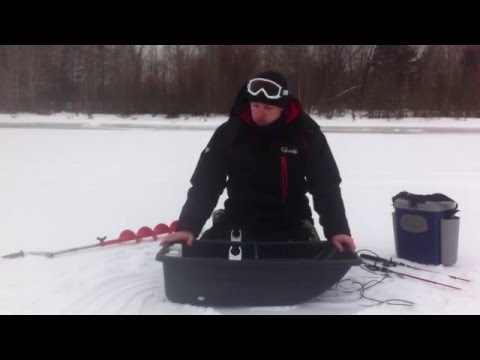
{"left": 360, "top": 254, "right": 470, "bottom": 282}
{"left": 363, "top": 263, "right": 462, "bottom": 290}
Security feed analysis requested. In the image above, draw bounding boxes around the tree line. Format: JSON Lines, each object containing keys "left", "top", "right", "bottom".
{"left": 1, "top": 45, "right": 479, "bottom": 117}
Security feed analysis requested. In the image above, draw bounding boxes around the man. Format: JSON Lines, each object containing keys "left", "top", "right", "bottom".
{"left": 163, "top": 71, "right": 355, "bottom": 252}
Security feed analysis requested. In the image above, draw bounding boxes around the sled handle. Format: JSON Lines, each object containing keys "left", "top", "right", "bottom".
{"left": 313, "top": 245, "right": 338, "bottom": 261}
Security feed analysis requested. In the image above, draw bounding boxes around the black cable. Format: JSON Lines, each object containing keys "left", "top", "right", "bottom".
{"left": 355, "top": 249, "right": 414, "bottom": 307}
{"left": 323, "top": 248, "right": 415, "bottom": 307}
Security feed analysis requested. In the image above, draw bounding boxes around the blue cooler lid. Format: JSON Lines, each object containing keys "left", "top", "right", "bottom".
{"left": 392, "top": 191, "right": 458, "bottom": 214}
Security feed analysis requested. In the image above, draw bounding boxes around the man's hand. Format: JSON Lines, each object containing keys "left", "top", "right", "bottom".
{"left": 331, "top": 234, "right": 356, "bottom": 253}
{"left": 161, "top": 231, "right": 195, "bottom": 247}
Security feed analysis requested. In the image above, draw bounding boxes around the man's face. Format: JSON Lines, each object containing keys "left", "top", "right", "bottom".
{"left": 250, "top": 102, "right": 283, "bottom": 126}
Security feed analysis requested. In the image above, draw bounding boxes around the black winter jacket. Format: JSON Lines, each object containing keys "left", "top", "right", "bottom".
{"left": 176, "top": 88, "right": 351, "bottom": 241}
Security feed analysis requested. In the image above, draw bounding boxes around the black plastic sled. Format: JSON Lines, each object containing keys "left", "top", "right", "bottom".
{"left": 156, "top": 240, "right": 361, "bottom": 307}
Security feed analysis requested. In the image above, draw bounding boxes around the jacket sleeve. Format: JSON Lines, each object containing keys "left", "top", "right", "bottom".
{"left": 176, "top": 125, "right": 228, "bottom": 237}
{"left": 304, "top": 124, "right": 351, "bottom": 240}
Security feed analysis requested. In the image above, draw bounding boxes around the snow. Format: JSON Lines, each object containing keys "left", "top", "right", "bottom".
{"left": 1, "top": 113, "right": 479, "bottom": 315}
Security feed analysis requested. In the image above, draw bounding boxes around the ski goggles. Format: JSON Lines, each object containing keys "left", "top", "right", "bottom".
{"left": 246, "top": 78, "right": 289, "bottom": 99}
